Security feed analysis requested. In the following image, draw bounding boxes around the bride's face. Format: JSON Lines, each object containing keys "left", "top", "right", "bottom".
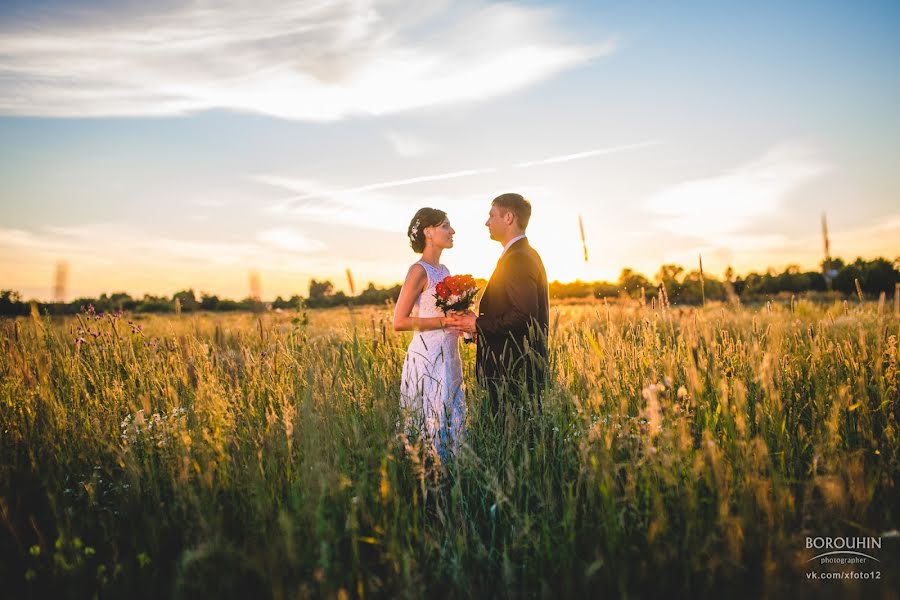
{"left": 427, "top": 218, "right": 455, "bottom": 249}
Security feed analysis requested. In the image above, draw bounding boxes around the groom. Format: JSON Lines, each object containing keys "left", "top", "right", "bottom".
{"left": 447, "top": 193, "right": 550, "bottom": 412}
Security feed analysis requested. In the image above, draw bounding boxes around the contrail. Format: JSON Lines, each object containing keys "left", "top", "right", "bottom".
{"left": 515, "top": 140, "right": 660, "bottom": 168}
{"left": 257, "top": 139, "right": 659, "bottom": 206}
{"left": 257, "top": 168, "right": 497, "bottom": 202}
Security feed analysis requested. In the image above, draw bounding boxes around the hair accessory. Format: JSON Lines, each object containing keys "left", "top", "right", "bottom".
{"left": 409, "top": 218, "right": 421, "bottom": 242}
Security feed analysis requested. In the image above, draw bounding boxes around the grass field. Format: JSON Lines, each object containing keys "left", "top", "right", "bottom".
{"left": 1, "top": 300, "right": 897, "bottom": 599}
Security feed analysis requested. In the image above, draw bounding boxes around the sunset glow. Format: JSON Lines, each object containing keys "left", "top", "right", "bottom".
{"left": 1, "top": 1, "right": 898, "bottom": 300}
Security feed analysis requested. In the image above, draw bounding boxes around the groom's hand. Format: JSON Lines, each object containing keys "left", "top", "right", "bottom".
{"left": 445, "top": 312, "right": 477, "bottom": 334}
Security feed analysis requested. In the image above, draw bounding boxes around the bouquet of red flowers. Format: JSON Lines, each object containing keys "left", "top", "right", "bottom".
{"left": 434, "top": 274, "right": 479, "bottom": 313}
{"left": 434, "top": 274, "right": 479, "bottom": 341}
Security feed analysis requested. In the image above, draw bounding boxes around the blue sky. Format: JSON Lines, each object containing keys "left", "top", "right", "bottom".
{"left": 1, "top": 0, "right": 898, "bottom": 300}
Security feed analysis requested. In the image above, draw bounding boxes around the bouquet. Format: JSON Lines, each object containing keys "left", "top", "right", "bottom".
{"left": 434, "top": 274, "right": 479, "bottom": 342}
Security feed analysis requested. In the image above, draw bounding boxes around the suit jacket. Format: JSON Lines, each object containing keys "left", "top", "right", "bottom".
{"left": 475, "top": 238, "right": 550, "bottom": 392}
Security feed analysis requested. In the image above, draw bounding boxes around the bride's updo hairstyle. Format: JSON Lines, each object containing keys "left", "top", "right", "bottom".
{"left": 407, "top": 207, "right": 447, "bottom": 253}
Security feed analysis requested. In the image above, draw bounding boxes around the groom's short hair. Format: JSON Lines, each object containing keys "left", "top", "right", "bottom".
{"left": 492, "top": 193, "right": 531, "bottom": 230}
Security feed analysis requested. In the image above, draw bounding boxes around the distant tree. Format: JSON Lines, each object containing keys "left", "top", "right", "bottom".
{"left": 776, "top": 265, "right": 808, "bottom": 293}
{"left": 306, "top": 279, "right": 337, "bottom": 308}
{"left": 244, "top": 296, "right": 266, "bottom": 313}
{"left": 200, "top": 293, "right": 220, "bottom": 311}
{"left": 834, "top": 259, "right": 864, "bottom": 295}
{"left": 215, "top": 299, "right": 244, "bottom": 311}
{"left": 109, "top": 292, "right": 137, "bottom": 311}
{"left": 859, "top": 257, "right": 898, "bottom": 294}
{"left": 742, "top": 271, "right": 778, "bottom": 296}
{"left": 357, "top": 283, "right": 402, "bottom": 305}
{"left": 804, "top": 271, "right": 828, "bottom": 292}
{"left": 1, "top": 290, "right": 21, "bottom": 304}
{"left": 309, "top": 279, "right": 334, "bottom": 300}
{"left": 655, "top": 264, "right": 685, "bottom": 302}
{"left": 172, "top": 289, "right": 199, "bottom": 311}
{"left": 331, "top": 291, "right": 348, "bottom": 307}
{"left": 618, "top": 268, "right": 653, "bottom": 299}
{"left": 655, "top": 264, "right": 684, "bottom": 284}
{"left": 681, "top": 270, "right": 726, "bottom": 304}
{"left": 137, "top": 294, "right": 174, "bottom": 313}
{"left": 0, "top": 290, "right": 27, "bottom": 316}
{"left": 549, "top": 280, "right": 593, "bottom": 299}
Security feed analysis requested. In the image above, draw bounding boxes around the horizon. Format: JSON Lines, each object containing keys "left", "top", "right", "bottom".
{"left": 2, "top": 1, "right": 899, "bottom": 301}
{"left": 5, "top": 251, "right": 896, "bottom": 304}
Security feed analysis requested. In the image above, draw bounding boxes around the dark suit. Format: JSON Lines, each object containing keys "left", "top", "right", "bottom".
{"left": 475, "top": 237, "right": 550, "bottom": 409}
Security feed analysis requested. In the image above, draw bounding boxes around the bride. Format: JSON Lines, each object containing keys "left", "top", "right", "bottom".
{"left": 393, "top": 207, "right": 465, "bottom": 461}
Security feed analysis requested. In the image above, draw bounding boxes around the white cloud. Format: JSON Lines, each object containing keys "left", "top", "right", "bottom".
{"left": 646, "top": 142, "right": 827, "bottom": 246}
{"left": 385, "top": 131, "right": 435, "bottom": 157}
{"left": 0, "top": 0, "right": 612, "bottom": 120}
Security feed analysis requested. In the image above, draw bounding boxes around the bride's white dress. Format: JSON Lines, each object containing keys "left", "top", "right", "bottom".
{"left": 400, "top": 260, "right": 466, "bottom": 460}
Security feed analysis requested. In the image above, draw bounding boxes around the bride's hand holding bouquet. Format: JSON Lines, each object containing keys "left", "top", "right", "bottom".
{"left": 434, "top": 274, "right": 479, "bottom": 342}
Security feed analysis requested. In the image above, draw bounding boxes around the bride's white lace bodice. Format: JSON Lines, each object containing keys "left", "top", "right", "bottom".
{"left": 410, "top": 260, "right": 450, "bottom": 321}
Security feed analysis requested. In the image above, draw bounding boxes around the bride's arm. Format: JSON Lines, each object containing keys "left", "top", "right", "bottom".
{"left": 392, "top": 264, "right": 447, "bottom": 332}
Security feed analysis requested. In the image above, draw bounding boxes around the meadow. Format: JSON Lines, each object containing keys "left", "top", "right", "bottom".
{"left": 1, "top": 299, "right": 897, "bottom": 599}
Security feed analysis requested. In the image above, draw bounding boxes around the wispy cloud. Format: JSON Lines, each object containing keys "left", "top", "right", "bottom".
{"left": 0, "top": 1, "right": 612, "bottom": 120}
{"left": 385, "top": 131, "right": 435, "bottom": 157}
{"left": 515, "top": 140, "right": 660, "bottom": 168}
{"left": 257, "top": 135, "right": 656, "bottom": 214}
{"left": 0, "top": 223, "right": 325, "bottom": 268}
{"left": 254, "top": 137, "right": 657, "bottom": 232}
{"left": 647, "top": 142, "right": 827, "bottom": 247}
{"left": 260, "top": 185, "right": 445, "bottom": 233}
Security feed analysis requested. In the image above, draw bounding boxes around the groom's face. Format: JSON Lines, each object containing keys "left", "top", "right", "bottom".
{"left": 485, "top": 204, "right": 509, "bottom": 242}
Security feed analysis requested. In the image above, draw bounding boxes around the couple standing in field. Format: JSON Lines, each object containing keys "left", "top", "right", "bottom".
{"left": 393, "top": 193, "right": 550, "bottom": 461}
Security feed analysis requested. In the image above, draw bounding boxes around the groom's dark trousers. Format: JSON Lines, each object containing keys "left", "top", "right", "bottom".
{"left": 475, "top": 238, "right": 550, "bottom": 414}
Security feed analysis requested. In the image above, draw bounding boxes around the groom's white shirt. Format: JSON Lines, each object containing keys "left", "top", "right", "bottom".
{"left": 500, "top": 234, "right": 527, "bottom": 259}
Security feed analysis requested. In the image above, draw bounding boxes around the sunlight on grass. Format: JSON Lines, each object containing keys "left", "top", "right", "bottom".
{"left": 1, "top": 300, "right": 897, "bottom": 597}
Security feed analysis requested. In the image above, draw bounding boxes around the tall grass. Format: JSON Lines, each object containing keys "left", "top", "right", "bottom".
{"left": 0, "top": 300, "right": 897, "bottom": 598}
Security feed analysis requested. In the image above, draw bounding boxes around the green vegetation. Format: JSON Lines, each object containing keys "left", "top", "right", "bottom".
{"left": 1, "top": 300, "right": 897, "bottom": 598}
{"left": 1, "top": 256, "right": 896, "bottom": 317}
{"left": 551, "top": 256, "right": 899, "bottom": 304}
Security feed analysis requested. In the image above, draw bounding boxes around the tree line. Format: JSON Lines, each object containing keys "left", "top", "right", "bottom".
{"left": 551, "top": 256, "right": 898, "bottom": 304}
{"left": 0, "top": 280, "right": 403, "bottom": 316}
{"left": 1, "top": 256, "right": 896, "bottom": 316}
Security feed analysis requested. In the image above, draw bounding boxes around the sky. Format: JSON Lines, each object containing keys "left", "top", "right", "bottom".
{"left": 1, "top": 0, "right": 898, "bottom": 301}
